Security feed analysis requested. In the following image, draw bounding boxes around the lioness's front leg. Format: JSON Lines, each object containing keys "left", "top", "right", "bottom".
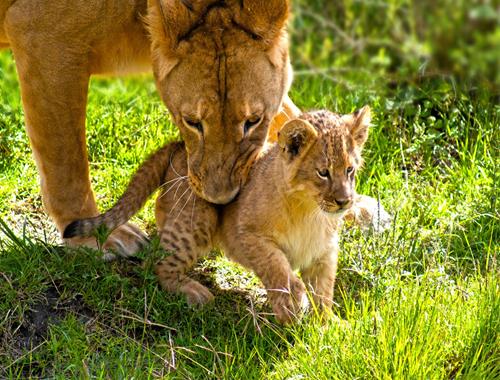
{"left": 6, "top": 18, "right": 147, "bottom": 256}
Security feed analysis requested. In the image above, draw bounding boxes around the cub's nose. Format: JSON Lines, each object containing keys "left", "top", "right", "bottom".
{"left": 335, "top": 198, "right": 351, "bottom": 207}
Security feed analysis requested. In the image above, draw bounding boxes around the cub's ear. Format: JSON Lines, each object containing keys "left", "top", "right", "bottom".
{"left": 348, "top": 105, "right": 371, "bottom": 147}
{"left": 278, "top": 119, "right": 318, "bottom": 159}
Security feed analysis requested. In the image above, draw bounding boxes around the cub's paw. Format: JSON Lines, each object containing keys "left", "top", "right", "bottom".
{"left": 64, "top": 222, "right": 148, "bottom": 260}
{"left": 180, "top": 281, "right": 215, "bottom": 307}
{"left": 268, "top": 277, "right": 308, "bottom": 325}
{"left": 155, "top": 265, "right": 215, "bottom": 307}
{"left": 344, "top": 194, "right": 392, "bottom": 233}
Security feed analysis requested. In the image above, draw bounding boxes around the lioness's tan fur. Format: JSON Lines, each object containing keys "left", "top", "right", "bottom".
{"left": 0, "top": 0, "right": 298, "bottom": 256}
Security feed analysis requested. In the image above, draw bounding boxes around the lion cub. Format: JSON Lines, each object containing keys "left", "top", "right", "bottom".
{"left": 65, "top": 107, "right": 372, "bottom": 323}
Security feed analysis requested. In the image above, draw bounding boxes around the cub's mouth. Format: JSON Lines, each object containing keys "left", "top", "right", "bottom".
{"left": 320, "top": 200, "right": 354, "bottom": 216}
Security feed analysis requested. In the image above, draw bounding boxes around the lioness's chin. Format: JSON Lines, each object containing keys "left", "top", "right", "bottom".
{"left": 199, "top": 187, "right": 240, "bottom": 205}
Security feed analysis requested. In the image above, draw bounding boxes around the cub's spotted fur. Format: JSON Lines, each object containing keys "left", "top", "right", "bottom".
{"left": 65, "top": 107, "right": 373, "bottom": 323}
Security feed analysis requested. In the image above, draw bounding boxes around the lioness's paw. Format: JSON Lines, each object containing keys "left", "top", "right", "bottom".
{"left": 345, "top": 194, "right": 392, "bottom": 233}
{"left": 269, "top": 278, "right": 308, "bottom": 325}
{"left": 64, "top": 222, "right": 148, "bottom": 260}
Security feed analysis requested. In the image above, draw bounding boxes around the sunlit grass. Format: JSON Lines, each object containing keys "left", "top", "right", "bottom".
{"left": 0, "top": 1, "right": 498, "bottom": 377}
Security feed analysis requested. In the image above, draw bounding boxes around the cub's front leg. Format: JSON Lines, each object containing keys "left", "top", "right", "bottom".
{"left": 154, "top": 177, "right": 218, "bottom": 306}
{"left": 301, "top": 250, "right": 339, "bottom": 312}
{"left": 229, "top": 237, "right": 307, "bottom": 324}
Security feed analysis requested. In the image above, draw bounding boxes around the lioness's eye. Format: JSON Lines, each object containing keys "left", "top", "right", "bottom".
{"left": 243, "top": 116, "right": 262, "bottom": 136}
{"left": 317, "top": 169, "right": 330, "bottom": 179}
{"left": 183, "top": 118, "right": 203, "bottom": 134}
{"left": 346, "top": 166, "right": 354, "bottom": 175}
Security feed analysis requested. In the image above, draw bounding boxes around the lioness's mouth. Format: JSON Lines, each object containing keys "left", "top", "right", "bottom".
{"left": 188, "top": 169, "right": 242, "bottom": 205}
{"left": 203, "top": 186, "right": 240, "bottom": 205}
{"left": 188, "top": 175, "right": 240, "bottom": 204}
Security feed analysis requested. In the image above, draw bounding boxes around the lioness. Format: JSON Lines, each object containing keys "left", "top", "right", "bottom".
{"left": 64, "top": 107, "right": 386, "bottom": 323}
{"left": 0, "top": 0, "right": 298, "bottom": 255}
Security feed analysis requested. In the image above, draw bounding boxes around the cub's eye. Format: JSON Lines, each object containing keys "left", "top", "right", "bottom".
{"left": 346, "top": 166, "right": 354, "bottom": 175}
{"left": 317, "top": 168, "right": 330, "bottom": 179}
{"left": 243, "top": 116, "right": 262, "bottom": 136}
{"left": 183, "top": 117, "right": 203, "bottom": 134}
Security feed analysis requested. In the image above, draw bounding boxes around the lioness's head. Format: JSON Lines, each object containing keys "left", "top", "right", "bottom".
{"left": 147, "top": 0, "right": 291, "bottom": 204}
{"left": 278, "top": 107, "right": 371, "bottom": 214}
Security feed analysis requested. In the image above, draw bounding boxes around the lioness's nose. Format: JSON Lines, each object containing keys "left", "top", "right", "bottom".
{"left": 335, "top": 198, "right": 351, "bottom": 207}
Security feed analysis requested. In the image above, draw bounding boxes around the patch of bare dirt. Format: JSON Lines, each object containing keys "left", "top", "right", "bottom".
{"left": 1, "top": 285, "right": 95, "bottom": 371}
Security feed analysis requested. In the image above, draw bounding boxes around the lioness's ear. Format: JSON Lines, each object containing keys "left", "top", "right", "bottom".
{"left": 234, "top": 0, "right": 289, "bottom": 40}
{"left": 278, "top": 119, "right": 318, "bottom": 159}
{"left": 233, "top": 0, "right": 290, "bottom": 66}
{"left": 147, "top": 0, "right": 221, "bottom": 49}
{"left": 146, "top": 0, "right": 219, "bottom": 80}
{"left": 348, "top": 105, "right": 371, "bottom": 147}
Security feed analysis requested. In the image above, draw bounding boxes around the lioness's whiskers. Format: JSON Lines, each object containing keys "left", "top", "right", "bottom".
{"left": 169, "top": 151, "right": 183, "bottom": 178}
{"left": 169, "top": 186, "right": 191, "bottom": 215}
{"left": 190, "top": 196, "right": 196, "bottom": 230}
{"left": 175, "top": 190, "right": 193, "bottom": 221}
{"left": 158, "top": 176, "right": 186, "bottom": 200}
{"left": 159, "top": 175, "right": 188, "bottom": 189}
{"left": 172, "top": 178, "right": 185, "bottom": 200}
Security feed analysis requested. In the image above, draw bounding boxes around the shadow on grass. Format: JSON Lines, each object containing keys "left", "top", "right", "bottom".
{"left": 0, "top": 223, "right": 295, "bottom": 378}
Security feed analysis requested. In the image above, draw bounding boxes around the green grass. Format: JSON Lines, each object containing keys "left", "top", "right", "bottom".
{"left": 1, "top": 1, "right": 499, "bottom": 378}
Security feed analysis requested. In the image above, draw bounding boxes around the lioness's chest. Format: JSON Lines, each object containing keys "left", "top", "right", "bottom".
{"left": 274, "top": 213, "right": 340, "bottom": 270}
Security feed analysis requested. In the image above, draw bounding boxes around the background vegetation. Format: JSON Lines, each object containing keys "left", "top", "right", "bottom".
{"left": 0, "top": 0, "right": 498, "bottom": 378}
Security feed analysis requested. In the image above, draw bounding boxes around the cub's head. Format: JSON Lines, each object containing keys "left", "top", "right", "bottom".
{"left": 278, "top": 107, "right": 371, "bottom": 215}
{"left": 147, "top": 0, "right": 291, "bottom": 204}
